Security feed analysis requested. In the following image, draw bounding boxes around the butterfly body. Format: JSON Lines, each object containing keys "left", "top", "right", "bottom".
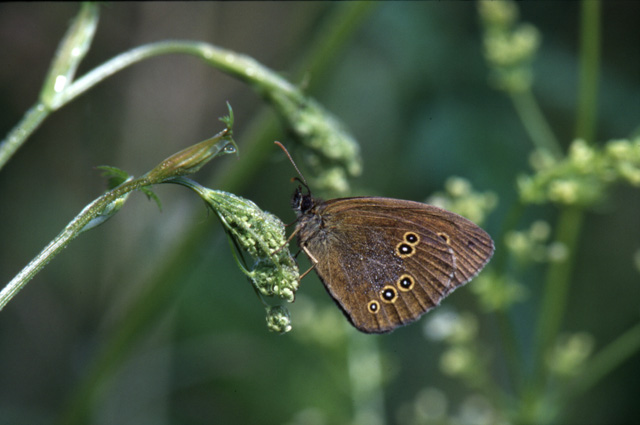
{"left": 292, "top": 188, "right": 494, "bottom": 333}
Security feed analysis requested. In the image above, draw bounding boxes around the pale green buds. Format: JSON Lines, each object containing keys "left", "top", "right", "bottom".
{"left": 478, "top": 0, "right": 540, "bottom": 93}
{"left": 424, "top": 310, "right": 487, "bottom": 383}
{"left": 427, "top": 177, "right": 497, "bottom": 225}
{"left": 470, "top": 270, "right": 527, "bottom": 312}
{"left": 504, "top": 220, "right": 568, "bottom": 265}
{"left": 197, "top": 43, "right": 362, "bottom": 195}
{"left": 178, "top": 182, "right": 299, "bottom": 305}
{"left": 478, "top": 0, "right": 518, "bottom": 28}
{"left": 251, "top": 258, "right": 298, "bottom": 303}
{"left": 424, "top": 310, "right": 478, "bottom": 345}
{"left": 266, "top": 306, "right": 292, "bottom": 334}
{"left": 546, "top": 333, "right": 595, "bottom": 378}
{"left": 519, "top": 137, "right": 640, "bottom": 206}
{"left": 202, "top": 190, "right": 299, "bottom": 334}
{"left": 80, "top": 113, "right": 237, "bottom": 232}
{"left": 206, "top": 190, "right": 299, "bottom": 302}
{"left": 269, "top": 92, "right": 362, "bottom": 196}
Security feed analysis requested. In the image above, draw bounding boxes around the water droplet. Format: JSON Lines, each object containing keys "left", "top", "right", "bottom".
{"left": 54, "top": 75, "right": 67, "bottom": 93}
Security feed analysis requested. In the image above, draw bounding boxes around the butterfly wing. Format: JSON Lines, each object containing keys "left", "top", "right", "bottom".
{"left": 300, "top": 197, "right": 494, "bottom": 333}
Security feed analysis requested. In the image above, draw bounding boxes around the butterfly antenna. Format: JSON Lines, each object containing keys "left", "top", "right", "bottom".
{"left": 274, "top": 141, "right": 310, "bottom": 191}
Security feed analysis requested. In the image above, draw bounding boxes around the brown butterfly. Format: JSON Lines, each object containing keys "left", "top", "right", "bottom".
{"left": 279, "top": 144, "right": 494, "bottom": 333}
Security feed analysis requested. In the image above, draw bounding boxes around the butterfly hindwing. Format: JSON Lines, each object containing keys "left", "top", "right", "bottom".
{"left": 297, "top": 197, "right": 493, "bottom": 333}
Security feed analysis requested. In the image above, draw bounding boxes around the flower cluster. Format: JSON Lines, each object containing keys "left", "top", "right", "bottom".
{"left": 199, "top": 43, "right": 362, "bottom": 196}
{"left": 470, "top": 269, "right": 527, "bottom": 313}
{"left": 203, "top": 189, "right": 299, "bottom": 303}
{"left": 427, "top": 176, "right": 497, "bottom": 225}
{"left": 417, "top": 310, "right": 509, "bottom": 425}
{"left": 268, "top": 90, "right": 362, "bottom": 197}
{"left": 519, "top": 137, "right": 640, "bottom": 206}
{"left": 505, "top": 220, "right": 568, "bottom": 265}
{"left": 478, "top": 0, "right": 540, "bottom": 93}
{"left": 265, "top": 305, "right": 292, "bottom": 334}
{"left": 424, "top": 310, "right": 485, "bottom": 382}
{"left": 546, "top": 332, "right": 595, "bottom": 378}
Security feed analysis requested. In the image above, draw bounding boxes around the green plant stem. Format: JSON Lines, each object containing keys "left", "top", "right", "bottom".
{"left": 292, "top": 2, "right": 376, "bottom": 88}
{"left": 1, "top": 39, "right": 289, "bottom": 172}
{"left": 347, "top": 330, "right": 386, "bottom": 425}
{"left": 1, "top": 130, "right": 234, "bottom": 311}
{"left": 216, "top": 1, "right": 378, "bottom": 194}
{"left": 2, "top": 3, "right": 374, "bottom": 172}
{"left": 575, "top": 0, "right": 600, "bottom": 144}
{"left": 510, "top": 90, "right": 563, "bottom": 160}
{"left": 527, "top": 0, "right": 601, "bottom": 413}
{"left": 0, "top": 104, "right": 49, "bottom": 170}
{"left": 531, "top": 207, "right": 584, "bottom": 390}
{"left": 0, "top": 3, "right": 98, "bottom": 171}
{"left": 518, "top": 208, "right": 584, "bottom": 425}
{"left": 573, "top": 322, "right": 640, "bottom": 397}
{"left": 488, "top": 200, "right": 526, "bottom": 393}
{"left": 0, "top": 179, "right": 142, "bottom": 311}
{"left": 550, "top": 322, "right": 640, "bottom": 425}
{"left": 41, "top": 3, "right": 99, "bottom": 108}
{"left": 496, "top": 309, "right": 524, "bottom": 393}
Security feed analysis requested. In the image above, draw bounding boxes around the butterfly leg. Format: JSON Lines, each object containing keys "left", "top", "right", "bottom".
{"left": 301, "top": 245, "right": 319, "bottom": 264}
{"left": 299, "top": 245, "right": 319, "bottom": 280}
{"left": 299, "top": 263, "right": 318, "bottom": 280}
{"left": 272, "top": 226, "right": 301, "bottom": 256}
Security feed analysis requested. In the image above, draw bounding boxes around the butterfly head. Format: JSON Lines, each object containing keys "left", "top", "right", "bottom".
{"left": 292, "top": 185, "right": 315, "bottom": 217}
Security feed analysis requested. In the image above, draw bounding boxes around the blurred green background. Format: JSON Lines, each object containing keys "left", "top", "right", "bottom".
{"left": 1, "top": 2, "right": 639, "bottom": 424}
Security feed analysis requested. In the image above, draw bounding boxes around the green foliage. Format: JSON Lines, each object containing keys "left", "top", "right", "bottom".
{"left": 97, "top": 165, "right": 131, "bottom": 189}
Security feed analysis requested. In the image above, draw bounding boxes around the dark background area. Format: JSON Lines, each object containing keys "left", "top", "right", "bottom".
{"left": 1, "top": 3, "right": 638, "bottom": 424}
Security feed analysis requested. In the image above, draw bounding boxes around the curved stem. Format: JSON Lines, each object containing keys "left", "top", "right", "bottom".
{"left": 0, "top": 3, "right": 98, "bottom": 171}
{"left": 0, "top": 130, "right": 234, "bottom": 311}
{"left": 0, "top": 103, "right": 49, "bottom": 170}
{"left": 510, "top": 90, "right": 563, "bottom": 159}
{"left": 0, "top": 179, "right": 139, "bottom": 311}
{"left": 66, "top": 40, "right": 300, "bottom": 106}
{"left": 574, "top": 322, "right": 640, "bottom": 397}
{"left": 1, "top": 4, "right": 372, "bottom": 173}
{"left": 0, "top": 39, "right": 289, "bottom": 173}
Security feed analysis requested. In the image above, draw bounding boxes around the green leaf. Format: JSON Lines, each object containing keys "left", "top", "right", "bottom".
{"left": 97, "top": 165, "right": 131, "bottom": 189}
{"left": 140, "top": 187, "right": 162, "bottom": 211}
